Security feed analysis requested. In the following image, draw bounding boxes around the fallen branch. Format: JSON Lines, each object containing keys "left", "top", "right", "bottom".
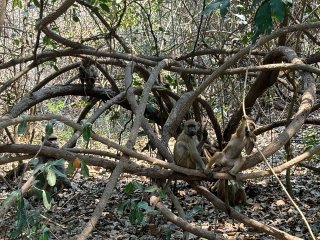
{"left": 191, "top": 183, "right": 302, "bottom": 240}
{"left": 150, "top": 196, "right": 225, "bottom": 240}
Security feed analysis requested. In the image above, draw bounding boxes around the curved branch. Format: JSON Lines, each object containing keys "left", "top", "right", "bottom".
{"left": 223, "top": 47, "right": 285, "bottom": 140}
{"left": 243, "top": 48, "right": 316, "bottom": 169}
{"left": 31, "top": 62, "right": 80, "bottom": 92}
{"left": 241, "top": 143, "right": 320, "bottom": 180}
{"left": 0, "top": 114, "right": 210, "bottom": 177}
{"left": 9, "top": 85, "right": 116, "bottom": 117}
{"left": 255, "top": 118, "right": 320, "bottom": 135}
{"left": 63, "top": 91, "right": 126, "bottom": 148}
{"left": 42, "top": 27, "right": 88, "bottom": 49}
{"left": 161, "top": 22, "right": 320, "bottom": 143}
{"left": 36, "top": 0, "right": 77, "bottom": 30}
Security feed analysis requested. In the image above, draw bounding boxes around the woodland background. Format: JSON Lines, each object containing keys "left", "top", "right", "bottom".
{"left": 0, "top": 0, "right": 320, "bottom": 239}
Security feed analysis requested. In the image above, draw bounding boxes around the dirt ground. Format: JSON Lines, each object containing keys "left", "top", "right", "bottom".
{"left": 1, "top": 160, "right": 319, "bottom": 239}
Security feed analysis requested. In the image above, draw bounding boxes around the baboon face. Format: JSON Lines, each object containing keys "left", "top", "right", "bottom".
{"left": 42, "top": 134, "right": 59, "bottom": 148}
{"left": 183, "top": 120, "right": 198, "bottom": 137}
{"left": 245, "top": 120, "right": 256, "bottom": 135}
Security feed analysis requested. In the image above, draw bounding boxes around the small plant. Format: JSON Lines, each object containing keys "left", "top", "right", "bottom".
{"left": 31, "top": 158, "right": 67, "bottom": 209}
{"left": 117, "top": 181, "right": 163, "bottom": 225}
{"left": 4, "top": 190, "right": 50, "bottom": 239}
{"left": 303, "top": 133, "right": 320, "bottom": 159}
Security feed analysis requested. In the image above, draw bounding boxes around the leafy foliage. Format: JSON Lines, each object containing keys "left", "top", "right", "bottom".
{"left": 32, "top": 159, "right": 66, "bottom": 209}
{"left": 203, "top": 0, "right": 230, "bottom": 17}
{"left": 5, "top": 193, "right": 50, "bottom": 239}
{"left": 81, "top": 120, "right": 92, "bottom": 142}
{"left": 252, "top": 0, "right": 292, "bottom": 43}
{"left": 45, "top": 119, "right": 56, "bottom": 136}
{"left": 303, "top": 133, "right": 320, "bottom": 158}
{"left": 117, "top": 181, "right": 161, "bottom": 224}
{"left": 17, "top": 115, "right": 28, "bottom": 135}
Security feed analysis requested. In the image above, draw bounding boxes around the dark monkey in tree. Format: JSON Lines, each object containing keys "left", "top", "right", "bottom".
{"left": 206, "top": 116, "right": 256, "bottom": 176}
{"left": 174, "top": 119, "right": 208, "bottom": 172}
{"left": 36, "top": 134, "right": 71, "bottom": 192}
{"left": 79, "top": 58, "right": 97, "bottom": 88}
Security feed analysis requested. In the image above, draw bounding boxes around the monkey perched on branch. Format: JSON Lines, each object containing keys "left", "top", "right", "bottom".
{"left": 206, "top": 116, "right": 256, "bottom": 207}
{"left": 174, "top": 119, "right": 208, "bottom": 173}
{"left": 206, "top": 116, "right": 256, "bottom": 176}
{"left": 79, "top": 58, "right": 97, "bottom": 88}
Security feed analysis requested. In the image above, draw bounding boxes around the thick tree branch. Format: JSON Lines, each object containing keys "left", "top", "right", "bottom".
{"left": 36, "top": 0, "right": 77, "bottom": 30}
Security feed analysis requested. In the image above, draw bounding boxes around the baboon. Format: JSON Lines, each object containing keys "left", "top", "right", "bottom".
{"left": 35, "top": 134, "right": 71, "bottom": 193}
{"left": 79, "top": 58, "right": 97, "bottom": 88}
{"left": 174, "top": 119, "right": 207, "bottom": 172}
{"left": 206, "top": 116, "right": 256, "bottom": 207}
{"left": 206, "top": 116, "right": 256, "bottom": 176}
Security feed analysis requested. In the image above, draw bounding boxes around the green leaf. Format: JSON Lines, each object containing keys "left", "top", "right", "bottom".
{"left": 129, "top": 208, "right": 144, "bottom": 224}
{"left": 32, "top": 163, "right": 45, "bottom": 175}
{"left": 219, "top": 0, "right": 230, "bottom": 17}
{"left": 13, "top": 0, "right": 23, "bottom": 8}
{"left": 124, "top": 182, "right": 135, "bottom": 194}
{"left": 252, "top": 0, "right": 290, "bottom": 43}
{"left": 51, "top": 165, "right": 67, "bottom": 178}
{"left": 124, "top": 181, "right": 143, "bottom": 194}
{"left": 39, "top": 226, "right": 50, "bottom": 240}
{"left": 164, "top": 75, "right": 177, "bottom": 87}
{"left": 137, "top": 201, "right": 152, "bottom": 211}
{"left": 81, "top": 161, "right": 90, "bottom": 177}
{"left": 66, "top": 162, "right": 76, "bottom": 175}
{"left": 46, "top": 168, "right": 56, "bottom": 186}
{"left": 164, "top": 225, "right": 173, "bottom": 240}
{"left": 158, "top": 188, "right": 167, "bottom": 199}
{"left": 82, "top": 122, "right": 92, "bottom": 142}
{"left": 42, "top": 190, "right": 52, "bottom": 209}
{"left": 202, "top": 0, "right": 230, "bottom": 17}
{"left": 45, "top": 119, "right": 56, "bottom": 136}
{"left": 269, "top": 0, "right": 285, "bottom": 21}
{"left": 117, "top": 199, "right": 130, "bottom": 212}
{"left": 17, "top": 121, "right": 27, "bottom": 134}
{"left": 99, "top": 3, "right": 110, "bottom": 12}
{"left": 4, "top": 190, "right": 21, "bottom": 205}
{"left": 144, "top": 185, "right": 159, "bottom": 193}
{"left": 252, "top": 1, "right": 272, "bottom": 43}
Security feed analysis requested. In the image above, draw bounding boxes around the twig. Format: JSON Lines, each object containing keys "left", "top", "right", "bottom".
{"left": 299, "top": 162, "right": 320, "bottom": 174}
{"left": 150, "top": 196, "right": 225, "bottom": 240}
{"left": 40, "top": 214, "right": 67, "bottom": 229}
{"left": 60, "top": 192, "right": 80, "bottom": 208}
{"left": 0, "top": 173, "right": 13, "bottom": 190}
{"left": 164, "top": 185, "right": 189, "bottom": 240}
